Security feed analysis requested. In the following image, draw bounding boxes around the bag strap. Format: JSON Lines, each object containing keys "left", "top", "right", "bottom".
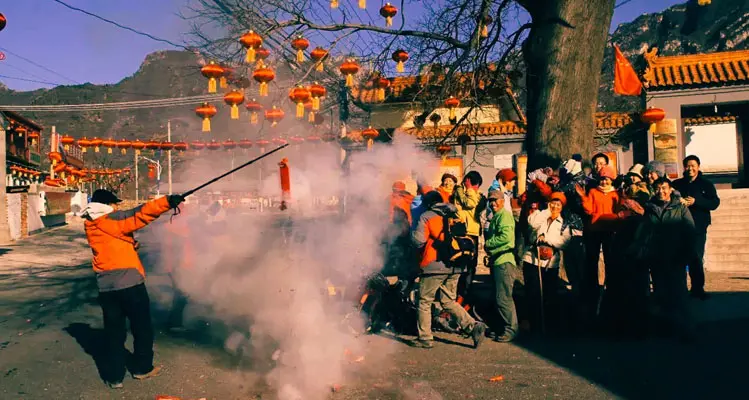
{"left": 442, "top": 214, "right": 452, "bottom": 243}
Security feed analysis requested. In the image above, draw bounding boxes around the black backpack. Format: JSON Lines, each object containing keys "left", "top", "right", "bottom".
{"left": 438, "top": 212, "right": 476, "bottom": 271}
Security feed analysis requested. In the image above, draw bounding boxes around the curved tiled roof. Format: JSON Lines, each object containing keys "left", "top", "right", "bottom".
{"left": 595, "top": 112, "right": 634, "bottom": 130}
{"left": 643, "top": 48, "right": 749, "bottom": 91}
{"left": 684, "top": 115, "right": 737, "bottom": 126}
{"left": 402, "top": 121, "right": 526, "bottom": 139}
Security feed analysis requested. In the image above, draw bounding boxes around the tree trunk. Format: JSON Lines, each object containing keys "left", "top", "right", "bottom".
{"left": 521, "top": 0, "right": 615, "bottom": 170}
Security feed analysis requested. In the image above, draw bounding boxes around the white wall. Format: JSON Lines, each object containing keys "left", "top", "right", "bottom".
{"left": 27, "top": 193, "right": 44, "bottom": 234}
{"left": 6, "top": 193, "right": 22, "bottom": 240}
{"left": 684, "top": 123, "right": 739, "bottom": 174}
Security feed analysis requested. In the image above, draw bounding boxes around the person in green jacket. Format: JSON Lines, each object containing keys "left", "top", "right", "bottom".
{"left": 453, "top": 171, "right": 487, "bottom": 298}
{"left": 484, "top": 190, "right": 518, "bottom": 342}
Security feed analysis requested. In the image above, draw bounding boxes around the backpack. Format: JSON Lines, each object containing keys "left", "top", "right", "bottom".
{"left": 438, "top": 212, "right": 476, "bottom": 271}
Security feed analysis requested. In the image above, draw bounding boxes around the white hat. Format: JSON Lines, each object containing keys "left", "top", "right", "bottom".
{"left": 627, "top": 164, "right": 644, "bottom": 179}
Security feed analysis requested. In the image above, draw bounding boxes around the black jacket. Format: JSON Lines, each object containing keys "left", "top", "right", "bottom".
{"left": 630, "top": 196, "right": 696, "bottom": 265}
{"left": 672, "top": 172, "right": 720, "bottom": 232}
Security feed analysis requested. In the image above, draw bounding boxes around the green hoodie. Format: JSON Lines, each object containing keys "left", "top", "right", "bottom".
{"left": 484, "top": 207, "right": 516, "bottom": 267}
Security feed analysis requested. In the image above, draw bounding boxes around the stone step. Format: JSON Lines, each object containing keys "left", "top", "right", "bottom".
{"left": 706, "top": 253, "right": 749, "bottom": 263}
{"left": 712, "top": 215, "right": 749, "bottom": 225}
{"left": 706, "top": 245, "right": 749, "bottom": 254}
{"left": 705, "top": 261, "right": 748, "bottom": 272}
{"left": 707, "top": 237, "right": 749, "bottom": 246}
{"left": 707, "top": 230, "right": 749, "bottom": 239}
{"left": 706, "top": 223, "right": 749, "bottom": 232}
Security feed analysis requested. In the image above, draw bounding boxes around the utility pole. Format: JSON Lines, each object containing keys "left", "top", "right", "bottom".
{"left": 167, "top": 120, "right": 173, "bottom": 195}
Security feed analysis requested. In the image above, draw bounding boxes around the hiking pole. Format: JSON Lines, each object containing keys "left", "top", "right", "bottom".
{"left": 182, "top": 144, "right": 289, "bottom": 198}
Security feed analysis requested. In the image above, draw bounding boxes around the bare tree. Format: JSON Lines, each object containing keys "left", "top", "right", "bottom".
{"left": 184, "top": 0, "right": 614, "bottom": 168}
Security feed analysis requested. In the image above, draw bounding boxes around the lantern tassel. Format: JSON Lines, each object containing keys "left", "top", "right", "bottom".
{"left": 367, "top": 139, "right": 374, "bottom": 151}
{"left": 220, "top": 76, "right": 228, "bottom": 89}
{"left": 231, "top": 104, "right": 239, "bottom": 120}
{"left": 386, "top": 17, "right": 393, "bottom": 27}
{"left": 312, "top": 97, "right": 319, "bottom": 110}
{"left": 81, "top": 148, "right": 87, "bottom": 153}
{"left": 108, "top": 148, "right": 113, "bottom": 154}
{"left": 95, "top": 146, "right": 100, "bottom": 153}
{"left": 378, "top": 88, "right": 385, "bottom": 101}
{"left": 251, "top": 112, "right": 258, "bottom": 125}
{"left": 260, "top": 82, "right": 268, "bottom": 96}
{"left": 296, "top": 49, "right": 305, "bottom": 63}
{"left": 316, "top": 62, "right": 324, "bottom": 72}
{"left": 331, "top": 0, "right": 338, "bottom": 8}
{"left": 246, "top": 47, "right": 256, "bottom": 63}
{"left": 208, "top": 78, "right": 217, "bottom": 93}
{"left": 345, "top": 74, "right": 354, "bottom": 87}
{"left": 359, "top": 0, "right": 366, "bottom": 8}
{"left": 397, "top": 61, "right": 404, "bottom": 73}
{"left": 449, "top": 108, "right": 456, "bottom": 120}
{"left": 202, "top": 118, "right": 211, "bottom": 132}
{"left": 64, "top": 145, "right": 69, "bottom": 151}
{"left": 121, "top": 149, "right": 126, "bottom": 155}
{"left": 136, "top": 150, "right": 141, "bottom": 156}
{"left": 481, "top": 25, "right": 488, "bottom": 38}
{"left": 296, "top": 102, "right": 304, "bottom": 118}
{"left": 309, "top": 111, "right": 315, "bottom": 123}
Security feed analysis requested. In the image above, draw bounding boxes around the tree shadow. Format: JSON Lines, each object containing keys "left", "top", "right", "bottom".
{"left": 0, "top": 248, "right": 12, "bottom": 256}
{"left": 63, "top": 323, "right": 109, "bottom": 382}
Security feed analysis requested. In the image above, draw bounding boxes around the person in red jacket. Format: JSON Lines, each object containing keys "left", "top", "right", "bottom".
{"left": 81, "top": 189, "right": 184, "bottom": 389}
{"left": 575, "top": 165, "right": 620, "bottom": 322}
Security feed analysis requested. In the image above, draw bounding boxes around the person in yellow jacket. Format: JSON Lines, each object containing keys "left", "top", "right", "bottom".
{"left": 453, "top": 171, "right": 487, "bottom": 297}
{"left": 81, "top": 189, "right": 184, "bottom": 389}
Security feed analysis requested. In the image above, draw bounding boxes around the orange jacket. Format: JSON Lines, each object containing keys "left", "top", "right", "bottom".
{"left": 412, "top": 204, "right": 457, "bottom": 274}
{"left": 84, "top": 197, "right": 172, "bottom": 277}
{"left": 390, "top": 190, "right": 415, "bottom": 225}
{"left": 581, "top": 187, "right": 620, "bottom": 231}
{"left": 437, "top": 186, "right": 453, "bottom": 204}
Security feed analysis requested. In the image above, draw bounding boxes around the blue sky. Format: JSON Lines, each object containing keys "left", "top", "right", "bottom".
{"left": 0, "top": 0, "right": 684, "bottom": 92}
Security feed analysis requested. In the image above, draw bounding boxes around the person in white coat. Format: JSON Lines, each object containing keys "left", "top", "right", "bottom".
{"left": 522, "top": 192, "right": 572, "bottom": 334}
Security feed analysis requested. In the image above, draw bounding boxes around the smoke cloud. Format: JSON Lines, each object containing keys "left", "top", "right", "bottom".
{"left": 153, "top": 130, "right": 442, "bottom": 398}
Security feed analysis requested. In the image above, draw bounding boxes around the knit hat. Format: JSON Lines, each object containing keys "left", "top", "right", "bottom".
{"left": 488, "top": 190, "right": 504, "bottom": 201}
{"left": 549, "top": 192, "right": 567, "bottom": 207}
{"left": 392, "top": 181, "right": 406, "bottom": 191}
{"left": 598, "top": 166, "right": 617, "bottom": 180}
{"left": 645, "top": 161, "right": 666, "bottom": 179}
{"left": 572, "top": 154, "right": 583, "bottom": 162}
{"left": 627, "top": 163, "right": 644, "bottom": 179}
{"left": 496, "top": 168, "right": 517, "bottom": 183}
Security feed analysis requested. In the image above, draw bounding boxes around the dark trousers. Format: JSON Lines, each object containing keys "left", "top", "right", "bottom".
{"left": 582, "top": 231, "right": 614, "bottom": 317}
{"left": 600, "top": 257, "right": 651, "bottom": 335}
{"left": 522, "top": 262, "right": 561, "bottom": 334}
{"left": 491, "top": 262, "right": 518, "bottom": 337}
{"left": 651, "top": 262, "right": 694, "bottom": 336}
{"left": 688, "top": 230, "right": 707, "bottom": 293}
{"left": 98, "top": 283, "right": 154, "bottom": 382}
{"left": 457, "top": 235, "right": 480, "bottom": 298}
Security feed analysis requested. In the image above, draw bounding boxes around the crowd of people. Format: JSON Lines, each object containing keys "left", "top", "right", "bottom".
{"left": 385, "top": 153, "right": 721, "bottom": 348}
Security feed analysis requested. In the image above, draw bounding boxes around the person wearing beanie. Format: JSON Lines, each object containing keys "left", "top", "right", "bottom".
{"left": 80, "top": 190, "right": 184, "bottom": 389}
{"left": 575, "top": 165, "right": 621, "bottom": 321}
{"left": 672, "top": 155, "right": 720, "bottom": 299}
{"left": 644, "top": 161, "right": 666, "bottom": 185}
{"left": 438, "top": 173, "right": 458, "bottom": 204}
{"left": 484, "top": 189, "right": 518, "bottom": 342}
{"left": 627, "top": 164, "right": 645, "bottom": 183}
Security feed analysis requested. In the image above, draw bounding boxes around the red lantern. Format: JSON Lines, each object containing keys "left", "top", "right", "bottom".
{"left": 131, "top": 139, "right": 146, "bottom": 155}
{"left": 290, "top": 136, "right": 305, "bottom": 145}
{"left": 102, "top": 138, "right": 117, "bottom": 154}
{"left": 265, "top": 106, "right": 285, "bottom": 127}
{"left": 201, "top": 61, "right": 225, "bottom": 93}
{"left": 306, "top": 135, "right": 321, "bottom": 143}
{"left": 53, "top": 162, "right": 67, "bottom": 174}
{"left": 191, "top": 140, "right": 206, "bottom": 151}
{"left": 304, "top": 100, "right": 315, "bottom": 123}
{"left": 339, "top": 59, "right": 360, "bottom": 87}
{"left": 48, "top": 151, "right": 63, "bottom": 166}
{"left": 256, "top": 46, "right": 271, "bottom": 62}
{"left": 289, "top": 86, "right": 311, "bottom": 118}
{"left": 174, "top": 142, "right": 188, "bottom": 152}
{"left": 160, "top": 141, "right": 174, "bottom": 151}
{"left": 246, "top": 99, "right": 264, "bottom": 125}
{"left": 28, "top": 131, "right": 40, "bottom": 146}
{"left": 147, "top": 164, "right": 156, "bottom": 180}
{"left": 145, "top": 140, "right": 160, "bottom": 151}
{"left": 239, "top": 30, "right": 263, "bottom": 63}
{"left": 60, "top": 135, "right": 75, "bottom": 150}
{"left": 256, "top": 139, "right": 270, "bottom": 147}
{"left": 392, "top": 50, "right": 409, "bottom": 73}
{"left": 362, "top": 127, "right": 379, "bottom": 150}
{"left": 291, "top": 36, "right": 310, "bottom": 63}
{"left": 89, "top": 137, "right": 103, "bottom": 153}
{"left": 253, "top": 65, "right": 275, "bottom": 96}
{"left": 641, "top": 107, "right": 665, "bottom": 124}
{"left": 117, "top": 139, "right": 132, "bottom": 155}
{"left": 272, "top": 137, "right": 288, "bottom": 146}
{"left": 375, "top": 77, "right": 390, "bottom": 102}
{"left": 224, "top": 90, "right": 245, "bottom": 120}
{"left": 222, "top": 139, "right": 237, "bottom": 151}
{"left": 379, "top": 3, "right": 398, "bottom": 27}
{"left": 219, "top": 64, "right": 233, "bottom": 89}
{"left": 437, "top": 144, "right": 452, "bottom": 157}
{"left": 309, "top": 83, "right": 326, "bottom": 111}
{"left": 238, "top": 139, "right": 253, "bottom": 150}
{"left": 310, "top": 47, "right": 328, "bottom": 72}
{"left": 445, "top": 96, "right": 461, "bottom": 120}
{"left": 196, "top": 103, "right": 218, "bottom": 132}
{"left": 206, "top": 140, "right": 222, "bottom": 151}
{"left": 0, "top": 13, "right": 6, "bottom": 32}
{"left": 76, "top": 137, "right": 92, "bottom": 153}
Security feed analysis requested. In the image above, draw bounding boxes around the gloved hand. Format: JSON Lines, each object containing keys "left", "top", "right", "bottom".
{"left": 167, "top": 194, "right": 185, "bottom": 209}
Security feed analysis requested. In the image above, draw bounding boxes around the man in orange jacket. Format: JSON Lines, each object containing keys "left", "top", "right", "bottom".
{"left": 81, "top": 189, "right": 184, "bottom": 389}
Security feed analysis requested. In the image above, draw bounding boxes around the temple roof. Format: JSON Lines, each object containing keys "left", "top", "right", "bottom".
{"left": 642, "top": 48, "right": 749, "bottom": 91}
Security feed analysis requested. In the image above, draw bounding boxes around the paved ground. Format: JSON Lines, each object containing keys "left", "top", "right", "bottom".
{"left": 2, "top": 222, "right": 749, "bottom": 400}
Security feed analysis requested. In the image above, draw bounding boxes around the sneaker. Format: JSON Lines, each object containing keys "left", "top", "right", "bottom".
{"left": 132, "top": 366, "right": 162, "bottom": 380}
{"left": 494, "top": 333, "right": 515, "bottom": 343}
{"left": 471, "top": 323, "right": 487, "bottom": 349}
{"left": 412, "top": 339, "right": 434, "bottom": 349}
{"left": 107, "top": 381, "right": 124, "bottom": 389}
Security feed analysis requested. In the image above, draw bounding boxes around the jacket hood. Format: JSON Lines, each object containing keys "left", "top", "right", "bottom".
{"left": 81, "top": 202, "right": 114, "bottom": 221}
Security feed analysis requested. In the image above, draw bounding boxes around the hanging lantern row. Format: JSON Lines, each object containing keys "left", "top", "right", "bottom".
{"left": 9, "top": 165, "right": 43, "bottom": 179}
{"left": 57, "top": 137, "right": 190, "bottom": 155}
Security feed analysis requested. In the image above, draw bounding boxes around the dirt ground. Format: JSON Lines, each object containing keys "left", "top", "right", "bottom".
{"left": 2, "top": 222, "right": 749, "bottom": 400}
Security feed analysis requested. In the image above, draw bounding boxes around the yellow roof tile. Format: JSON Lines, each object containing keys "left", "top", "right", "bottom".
{"left": 643, "top": 48, "right": 749, "bottom": 90}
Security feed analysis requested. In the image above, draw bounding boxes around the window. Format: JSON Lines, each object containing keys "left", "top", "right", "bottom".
{"left": 684, "top": 123, "right": 739, "bottom": 174}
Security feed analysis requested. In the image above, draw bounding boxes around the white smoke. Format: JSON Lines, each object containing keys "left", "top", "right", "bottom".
{"left": 158, "top": 133, "right": 441, "bottom": 399}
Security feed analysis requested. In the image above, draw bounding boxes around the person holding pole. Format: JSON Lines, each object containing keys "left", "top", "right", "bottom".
{"left": 521, "top": 192, "right": 572, "bottom": 335}
{"left": 81, "top": 189, "right": 184, "bottom": 389}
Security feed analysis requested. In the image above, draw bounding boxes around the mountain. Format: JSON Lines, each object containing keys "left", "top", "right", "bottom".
{"left": 599, "top": 0, "right": 749, "bottom": 111}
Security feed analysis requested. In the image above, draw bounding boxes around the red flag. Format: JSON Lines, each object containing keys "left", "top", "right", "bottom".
{"left": 613, "top": 45, "right": 643, "bottom": 96}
